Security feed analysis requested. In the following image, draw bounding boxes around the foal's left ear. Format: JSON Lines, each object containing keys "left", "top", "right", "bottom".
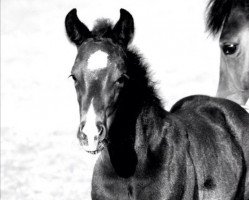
{"left": 113, "top": 9, "right": 134, "bottom": 47}
{"left": 65, "top": 9, "right": 91, "bottom": 47}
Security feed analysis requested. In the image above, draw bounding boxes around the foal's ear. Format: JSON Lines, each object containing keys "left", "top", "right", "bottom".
{"left": 113, "top": 9, "right": 134, "bottom": 47}
{"left": 65, "top": 9, "right": 91, "bottom": 47}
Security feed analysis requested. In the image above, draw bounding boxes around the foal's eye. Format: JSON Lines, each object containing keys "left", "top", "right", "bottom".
{"left": 69, "top": 75, "right": 77, "bottom": 82}
{"left": 222, "top": 43, "right": 237, "bottom": 55}
{"left": 115, "top": 74, "right": 129, "bottom": 86}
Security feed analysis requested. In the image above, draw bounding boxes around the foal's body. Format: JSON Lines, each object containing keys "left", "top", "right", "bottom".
{"left": 93, "top": 95, "right": 249, "bottom": 199}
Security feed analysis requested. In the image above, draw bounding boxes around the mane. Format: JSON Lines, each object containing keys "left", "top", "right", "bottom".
{"left": 125, "top": 48, "right": 164, "bottom": 113}
{"left": 206, "top": 0, "right": 249, "bottom": 35}
{"left": 106, "top": 46, "right": 165, "bottom": 177}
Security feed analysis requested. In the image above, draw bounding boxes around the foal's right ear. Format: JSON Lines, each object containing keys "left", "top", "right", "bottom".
{"left": 65, "top": 9, "right": 91, "bottom": 47}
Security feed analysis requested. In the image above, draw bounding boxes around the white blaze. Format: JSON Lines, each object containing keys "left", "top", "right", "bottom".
{"left": 87, "top": 50, "right": 108, "bottom": 71}
{"left": 82, "top": 102, "right": 99, "bottom": 151}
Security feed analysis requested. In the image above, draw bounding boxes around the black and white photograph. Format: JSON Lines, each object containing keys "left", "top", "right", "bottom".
{"left": 1, "top": 0, "right": 249, "bottom": 199}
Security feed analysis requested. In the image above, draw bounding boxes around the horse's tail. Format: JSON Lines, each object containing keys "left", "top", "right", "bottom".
{"left": 206, "top": 0, "right": 247, "bottom": 35}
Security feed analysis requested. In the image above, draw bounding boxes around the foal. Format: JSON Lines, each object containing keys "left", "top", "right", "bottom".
{"left": 65, "top": 8, "right": 249, "bottom": 200}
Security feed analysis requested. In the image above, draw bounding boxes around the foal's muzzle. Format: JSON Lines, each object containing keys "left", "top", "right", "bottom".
{"left": 77, "top": 121, "right": 107, "bottom": 154}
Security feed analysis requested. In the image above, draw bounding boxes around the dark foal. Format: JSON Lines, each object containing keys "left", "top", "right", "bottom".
{"left": 65, "top": 8, "right": 249, "bottom": 200}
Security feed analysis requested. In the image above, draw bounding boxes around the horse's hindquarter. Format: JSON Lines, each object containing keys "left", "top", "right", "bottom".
{"left": 171, "top": 95, "right": 249, "bottom": 199}
{"left": 185, "top": 116, "right": 243, "bottom": 199}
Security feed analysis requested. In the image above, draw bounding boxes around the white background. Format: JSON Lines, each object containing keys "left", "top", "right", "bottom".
{"left": 1, "top": 0, "right": 219, "bottom": 199}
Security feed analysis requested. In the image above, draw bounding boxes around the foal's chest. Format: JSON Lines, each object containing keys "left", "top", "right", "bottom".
{"left": 125, "top": 177, "right": 164, "bottom": 200}
{"left": 92, "top": 163, "right": 164, "bottom": 200}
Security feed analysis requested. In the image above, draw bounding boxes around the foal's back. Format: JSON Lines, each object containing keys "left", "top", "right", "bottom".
{"left": 171, "top": 95, "right": 249, "bottom": 199}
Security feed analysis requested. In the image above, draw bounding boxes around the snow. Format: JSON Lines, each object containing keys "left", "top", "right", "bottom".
{"left": 1, "top": 0, "right": 219, "bottom": 199}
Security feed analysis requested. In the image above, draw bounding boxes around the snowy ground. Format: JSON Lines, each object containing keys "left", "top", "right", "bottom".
{"left": 1, "top": 0, "right": 220, "bottom": 199}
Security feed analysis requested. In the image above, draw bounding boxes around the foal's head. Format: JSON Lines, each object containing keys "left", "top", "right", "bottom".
{"left": 65, "top": 9, "right": 134, "bottom": 154}
{"left": 207, "top": 0, "right": 249, "bottom": 105}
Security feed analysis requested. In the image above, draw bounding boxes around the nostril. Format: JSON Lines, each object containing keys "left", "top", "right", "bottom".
{"left": 96, "top": 122, "right": 104, "bottom": 132}
{"left": 77, "top": 131, "right": 87, "bottom": 140}
{"left": 96, "top": 122, "right": 106, "bottom": 139}
{"left": 77, "top": 131, "right": 88, "bottom": 146}
{"left": 99, "top": 126, "right": 104, "bottom": 134}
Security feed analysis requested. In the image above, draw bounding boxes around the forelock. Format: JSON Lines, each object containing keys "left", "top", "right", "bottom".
{"left": 91, "top": 19, "right": 114, "bottom": 39}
